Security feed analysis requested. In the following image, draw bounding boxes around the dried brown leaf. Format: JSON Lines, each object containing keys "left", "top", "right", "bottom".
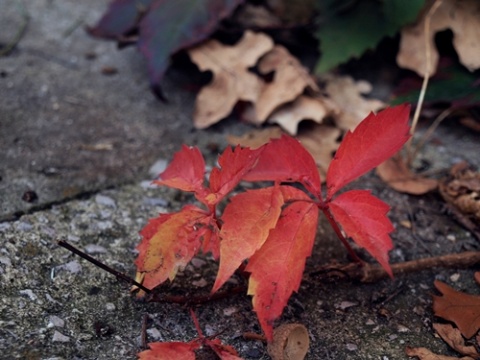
{"left": 188, "top": 31, "right": 274, "bottom": 128}
{"left": 254, "top": 46, "right": 318, "bottom": 124}
{"left": 397, "top": 0, "right": 480, "bottom": 76}
{"left": 324, "top": 75, "right": 385, "bottom": 131}
{"left": 297, "top": 124, "right": 341, "bottom": 179}
{"left": 227, "top": 126, "right": 284, "bottom": 149}
{"left": 376, "top": 154, "right": 438, "bottom": 195}
{"left": 406, "top": 346, "right": 474, "bottom": 360}
{"left": 433, "top": 323, "right": 480, "bottom": 358}
{"left": 268, "top": 95, "right": 338, "bottom": 135}
{"left": 433, "top": 280, "right": 480, "bottom": 339}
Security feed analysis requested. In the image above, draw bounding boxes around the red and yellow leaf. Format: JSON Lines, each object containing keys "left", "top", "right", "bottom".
{"left": 246, "top": 190, "right": 318, "bottom": 340}
{"left": 329, "top": 190, "right": 394, "bottom": 276}
{"left": 243, "top": 135, "right": 321, "bottom": 197}
{"left": 135, "top": 205, "right": 214, "bottom": 289}
{"left": 137, "top": 341, "right": 200, "bottom": 360}
{"left": 326, "top": 104, "right": 411, "bottom": 199}
{"left": 154, "top": 145, "right": 207, "bottom": 196}
{"left": 212, "top": 186, "right": 284, "bottom": 293}
{"left": 433, "top": 280, "right": 480, "bottom": 339}
{"left": 206, "top": 145, "right": 263, "bottom": 206}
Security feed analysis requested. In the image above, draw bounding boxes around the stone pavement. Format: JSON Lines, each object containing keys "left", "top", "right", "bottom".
{"left": 1, "top": 1, "right": 479, "bottom": 359}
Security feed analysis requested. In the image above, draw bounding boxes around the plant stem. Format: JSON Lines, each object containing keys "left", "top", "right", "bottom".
{"left": 320, "top": 206, "right": 364, "bottom": 264}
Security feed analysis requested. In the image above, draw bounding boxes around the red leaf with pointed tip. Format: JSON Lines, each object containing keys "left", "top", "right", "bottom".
{"left": 206, "top": 338, "right": 244, "bottom": 360}
{"left": 246, "top": 188, "right": 318, "bottom": 340}
{"left": 138, "top": 341, "right": 200, "bottom": 360}
{"left": 329, "top": 190, "right": 394, "bottom": 276}
{"left": 154, "top": 145, "right": 208, "bottom": 198}
{"left": 326, "top": 104, "right": 411, "bottom": 199}
{"left": 212, "top": 186, "right": 284, "bottom": 293}
{"left": 135, "top": 205, "right": 214, "bottom": 289}
{"left": 243, "top": 135, "right": 321, "bottom": 197}
{"left": 206, "top": 145, "right": 263, "bottom": 206}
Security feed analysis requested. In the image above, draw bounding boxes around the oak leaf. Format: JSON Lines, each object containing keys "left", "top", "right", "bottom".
{"left": 433, "top": 280, "right": 480, "bottom": 339}
{"left": 188, "top": 30, "right": 274, "bottom": 128}
{"left": 405, "top": 346, "right": 474, "bottom": 360}
{"left": 433, "top": 323, "right": 480, "bottom": 358}
{"left": 397, "top": 0, "right": 480, "bottom": 76}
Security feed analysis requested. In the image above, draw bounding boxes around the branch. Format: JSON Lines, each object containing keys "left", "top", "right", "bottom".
{"left": 310, "top": 251, "right": 480, "bottom": 283}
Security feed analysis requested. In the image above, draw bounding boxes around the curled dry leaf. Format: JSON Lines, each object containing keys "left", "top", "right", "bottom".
{"left": 376, "top": 154, "right": 438, "bottom": 195}
{"left": 405, "top": 346, "right": 475, "bottom": 360}
{"left": 433, "top": 323, "right": 480, "bottom": 358}
{"left": 324, "top": 75, "right": 385, "bottom": 131}
{"left": 227, "top": 126, "right": 284, "bottom": 149}
{"left": 268, "top": 95, "right": 338, "bottom": 135}
{"left": 188, "top": 30, "right": 274, "bottom": 128}
{"left": 397, "top": 0, "right": 480, "bottom": 76}
{"left": 254, "top": 45, "right": 319, "bottom": 124}
{"left": 267, "top": 323, "right": 310, "bottom": 360}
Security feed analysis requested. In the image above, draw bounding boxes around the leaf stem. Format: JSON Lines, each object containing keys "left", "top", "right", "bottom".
{"left": 320, "top": 206, "right": 364, "bottom": 264}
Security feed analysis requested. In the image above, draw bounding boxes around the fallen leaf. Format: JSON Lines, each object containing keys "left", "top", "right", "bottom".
{"left": 433, "top": 280, "right": 480, "bottom": 339}
{"left": 297, "top": 124, "right": 341, "bottom": 178}
{"left": 324, "top": 75, "right": 385, "bottom": 131}
{"left": 138, "top": 341, "right": 199, "bottom": 360}
{"left": 254, "top": 46, "right": 318, "bottom": 124}
{"left": 397, "top": 0, "right": 480, "bottom": 76}
{"left": 267, "top": 95, "right": 337, "bottom": 135}
{"left": 433, "top": 323, "right": 480, "bottom": 358}
{"left": 227, "top": 126, "right": 284, "bottom": 149}
{"left": 405, "top": 346, "right": 474, "bottom": 360}
{"left": 188, "top": 30, "right": 274, "bottom": 128}
{"left": 376, "top": 154, "right": 439, "bottom": 195}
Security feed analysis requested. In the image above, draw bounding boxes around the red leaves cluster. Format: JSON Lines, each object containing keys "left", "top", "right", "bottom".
{"left": 135, "top": 104, "right": 411, "bottom": 340}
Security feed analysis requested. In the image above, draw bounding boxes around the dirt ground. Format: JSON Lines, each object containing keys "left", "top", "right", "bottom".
{"left": 1, "top": 1, "right": 480, "bottom": 359}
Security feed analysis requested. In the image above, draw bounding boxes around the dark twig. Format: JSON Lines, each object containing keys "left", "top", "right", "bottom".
{"left": 57, "top": 240, "right": 152, "bottom": 294}
{"left": 310, "top": 251, "right": 480, "bottom": 283}
{"left": 141, "top": 313, "right": 149, "bottom": 350}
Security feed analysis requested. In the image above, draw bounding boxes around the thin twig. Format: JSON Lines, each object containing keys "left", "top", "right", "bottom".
{"left": 310, "top": 251, "right": 480, "bottom": 283}
{"left": 406, "top": 0, "right": 443, "bottom": 166}
{"left": 141, "top": 313, "right": 149, "bottom": 349}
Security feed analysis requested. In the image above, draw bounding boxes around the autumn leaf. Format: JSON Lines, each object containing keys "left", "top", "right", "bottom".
{"left": 329, "top": 190, "right": 394, "bottom": 277}
{"left": 89, "top": 0, "right": 243, "bottom": 96}
{"left": 135, "top": 205, "right": 214, "bottom": 289}
{"left": 138, "top": 341, "right": 199, "bottom": 360}
{"left": 326, "top": 104, "right": 411, "bottom": 199}
{"left": 433, "top": 280, "right": 480, "bottom": 339}
{"left": 246, "top": 186, "right": 318, "bottom": 340}
{"left": 213, "top": 186, "right": 284, "bottom": 293}
{"left": 188, "top": 30, "right": 274, "bottom": 128}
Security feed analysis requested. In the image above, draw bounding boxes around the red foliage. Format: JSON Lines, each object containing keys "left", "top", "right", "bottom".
{"left": 135, "top": 104, "right": 411, "bottom": 341}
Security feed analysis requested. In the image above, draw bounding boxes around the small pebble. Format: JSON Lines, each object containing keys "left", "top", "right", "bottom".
{"left": 223, "top": 306, "right": 238, "bottom": 316}
{"left": 147, "top": 328, "right": 162, "bottom": 340}
{"left": 336, "top": 301, "right": 358, "bottom": 310}
{"left": 346, "top": 343, "right": 358, "bottom": 351}
{"left": 192, "top": 278, "right": 208, "bottom": 288}
{"left": 190, "top": 257, "right": 207, "bottom": 268}
{"left": 95, "top": 194, "right": 116, "bottom": 208}
{"left": 58, "top": 260, "right": 82, "bottom": 274}
{"left": 397, "top": 324, "right": 410, "bottom": 333}
{"left": 0, "top": 256, "right": 12, "bottom": 267}
{"left": 52, "top": 331, "right": 70, "bottom": 342}
{"left": 20, "top": 289, "right": 38, "bottom": 302}
{"left": 149, "top": 159, "right": 168, "bottom": 177}
{"left": 105, "top": 303, "right": 116, "bottom": 311}
{"left": 84, "top": 244, "right": 107, "bottom": 254}
{"left": 450, "top": 273, "right": 460, "bottom": 282}
{"left": 48, "top": 315, "right": 65, "bottom": 328}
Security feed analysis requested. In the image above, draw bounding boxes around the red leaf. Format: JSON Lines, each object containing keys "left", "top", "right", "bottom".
{"left": 246, "top": 188, "right": 318, "bottom": 340}
{"left": 212, "top": 186, "right": 284, "bottom": 293}
{"left": 206, "top": 338, "right": 244, "bottom": 360}
{"left": 243, "top": 135, "right": 321, "bottom": 197}
{"left": 326, "top": 104, "right": 411, "bottom": 199}
{"left": 329, "top": 190, "right": 394, "bottom": 276}
{"left": 206, "top": 145, "right": 264, "bottom": 206}
{"left": 135, "top": 205, "right": 214, "bottom": 289}
{"left": 154, "top": 145, "right": 208, "bottom": 198}
{"left": 138, "top": 341, "right": 199, "bottom": 360}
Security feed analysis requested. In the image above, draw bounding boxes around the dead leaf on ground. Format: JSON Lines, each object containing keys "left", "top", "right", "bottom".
{"left": 397, "top": 0, "right": 480, "bottom": 76}
{"left": 254, "top": 45, "right": 319, "bottom": 124}
{"left": 227, "top": 126, "right": 284, "bottom": 149}
{"left": 405, "top": 346, "right": 475, "bottom": 360}
{"left": 433, "top": 279, "right": 480, "bottom": 339}
{"left": 439, "top": 162, "right": 480, "bottom": 222}
{"left": 376, "top": 154, "right": 438, "bottom": 195}
{"left": 267, "top": 95, "right": 338, "bottom": 135}
{"left": 324, "top": 75, "right": 385, "bottom": 131}
{"left": 297, "top": 124, "right": 341, "bottom": 178}
{"left": 433, "top": 323, "right": 480, "bottom": 358}
{"left": 188, "top": 30, "right": 274, "bottom": 128}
